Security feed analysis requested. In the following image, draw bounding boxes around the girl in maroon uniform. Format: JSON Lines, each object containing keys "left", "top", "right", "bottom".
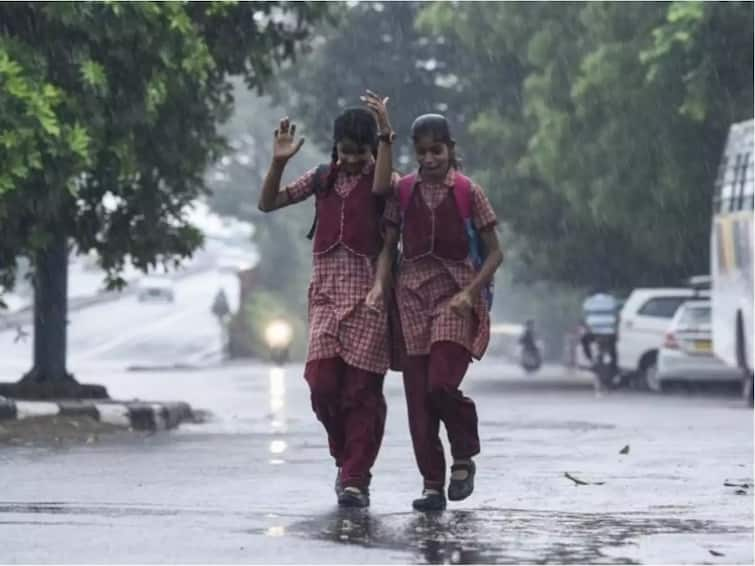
{"left": 365, "top": 93, "right": 503, "bottom": 511}
{"left": 258, "top": 108, "right": 396, "bottom": 508}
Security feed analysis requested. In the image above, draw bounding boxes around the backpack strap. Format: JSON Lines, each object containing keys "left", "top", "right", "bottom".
{"left": 306, "top": 163, "right": 334, "bottom": 240}
{"left": 397, "top": 173, "right": 418, "bottom": 214}
{"left": 451, "top": 173, "right": 473, "bottom": 220}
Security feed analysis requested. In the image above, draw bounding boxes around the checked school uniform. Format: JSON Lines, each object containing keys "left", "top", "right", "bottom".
{"left": 384, "top": 167, "right": 498, "bottom": 490}
{"left": 284, "top": 161, "right": 396, "bottom": 490}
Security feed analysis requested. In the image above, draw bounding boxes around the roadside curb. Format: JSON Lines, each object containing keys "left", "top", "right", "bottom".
{"left": 0, "top": 396, "right": 195, "bottom": 431}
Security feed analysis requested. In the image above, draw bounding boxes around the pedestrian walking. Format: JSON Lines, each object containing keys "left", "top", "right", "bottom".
{"left": 364, "top": 92, "right": 504, "bottom": 511}
{"left": 257, "top": 108, "right": 397, "bottom": 508}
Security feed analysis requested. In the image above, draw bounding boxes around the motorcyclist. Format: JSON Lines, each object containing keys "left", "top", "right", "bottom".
{"left": 518, "top": 319, "right": 542, "bottom": 369}
{"left": 580, "top": 292, "right": 619, "bottom": 371}
{"left": 211, "top": 288, "right": 231, "bottom": 322}
{"left": 519, "top": 319, "right": 538, "bottom": 351}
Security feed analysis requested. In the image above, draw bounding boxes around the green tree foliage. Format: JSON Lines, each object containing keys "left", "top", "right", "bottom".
{"left": 270, "top": 1, "right": 469, "bottom": 167}
{"left": 0, "top": 1, "right": 326, "bottom": 289}
{"left": 419, "top": 1, "right": 753, "bottom": 289}
{"left": 0, "top": 1, "right": 326, "bottom": 383}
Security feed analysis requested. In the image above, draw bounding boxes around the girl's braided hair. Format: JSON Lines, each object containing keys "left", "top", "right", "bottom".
{"left": 323, "top": 107, "right": 378, "bottom": 191}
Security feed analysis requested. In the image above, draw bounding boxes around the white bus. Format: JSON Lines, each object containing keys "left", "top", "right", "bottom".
{"left": 711, "top": 119, "right": 754, "bottom": 403}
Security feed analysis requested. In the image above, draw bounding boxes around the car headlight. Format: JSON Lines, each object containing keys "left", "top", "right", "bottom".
{"left": 264, "top": 319, "right": 293, "bottom": 349}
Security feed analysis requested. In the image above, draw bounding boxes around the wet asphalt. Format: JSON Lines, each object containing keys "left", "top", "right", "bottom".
{"left": 0, "top": 360, "right": 752, "bottom": 564}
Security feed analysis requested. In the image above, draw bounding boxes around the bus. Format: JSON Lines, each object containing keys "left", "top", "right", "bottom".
{"left": 711, "top": 119, "right": 754, "bottom": 403}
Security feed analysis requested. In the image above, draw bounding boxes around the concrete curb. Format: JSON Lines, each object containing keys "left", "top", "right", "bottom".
{"left": 0, "top": 396, "right": 194, "bottom": 431}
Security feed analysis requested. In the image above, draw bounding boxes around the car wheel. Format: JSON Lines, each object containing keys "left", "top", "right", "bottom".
{"left": 635, "top": 355, "right": 657, "bottom": 391}
{"left": 645, "top": 362, "right": 665, "bottom": 393}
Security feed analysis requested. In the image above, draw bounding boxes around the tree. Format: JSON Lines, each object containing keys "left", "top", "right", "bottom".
{"left": 0, "top": 2, "right": 326, "bottom": 397}
{"left": 418, "top": 1, "right": 753, "bottom": 289}
{"left": 269, "top": 1, "right": 470, "bottom": 168}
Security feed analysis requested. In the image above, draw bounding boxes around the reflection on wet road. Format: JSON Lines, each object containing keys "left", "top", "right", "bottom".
{"left": 0, "top": 500, "right": 748, "bottom": 564}
{"left": 290, "top": 506, "right": 748, "bottom": 564}
{"left": 0, "top": 356, "right": 751, "bottom": 563}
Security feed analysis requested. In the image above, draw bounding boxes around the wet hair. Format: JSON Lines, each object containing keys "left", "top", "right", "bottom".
{"left": 333, "top": 107, "right": 378, "bottom": 149}
{"left": 410, "top": 113, "right": 461, "bottom": 170}
{"left": 325, "top": 107, "right": 378, "bottom": 190}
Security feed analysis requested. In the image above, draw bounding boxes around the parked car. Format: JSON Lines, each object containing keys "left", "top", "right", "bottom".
{"left": 650, "top": 300, "right": 742, "bottom": 391}
{"left": 617, "top": 288, "right": 707, "bottom": 387}
{"left": 137, "top": 276, "right": 175, "bottom": 303}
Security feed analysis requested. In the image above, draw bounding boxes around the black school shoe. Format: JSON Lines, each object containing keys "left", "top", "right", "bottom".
{"left": 412, "top": 489, "right": 447, "bottom": 512}
{"left": 338, "top": 486, "right": 370, "bottom": 508}
{"left": 447, "top": 460, "right": 476, "bottom": 501}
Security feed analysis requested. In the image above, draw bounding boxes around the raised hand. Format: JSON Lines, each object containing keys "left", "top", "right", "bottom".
{"left": 361, "top": 90, "right": 392, "bottom": 133}
{"left": 273, "top": 117, "right": 305, "bottom": 163}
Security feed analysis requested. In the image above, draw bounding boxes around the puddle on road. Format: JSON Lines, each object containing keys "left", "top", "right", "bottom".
{"left": 288, "top": 507, "right": 750, "bottom": 564}
{"left": 2, "top": 501, "right": 749, "bottom": 564}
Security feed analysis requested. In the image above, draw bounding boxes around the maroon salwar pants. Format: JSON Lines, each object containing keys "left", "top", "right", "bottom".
{"left": 403, "top": 341, "right": 480, "bottom": 490}
{"left": 304, "top": 357, "right": 387, "bottom": 489}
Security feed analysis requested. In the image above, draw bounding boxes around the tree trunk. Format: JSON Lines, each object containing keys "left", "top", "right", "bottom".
{"left": 2, "top": 231, "right": 109, "bottom": 399}
{"left": 31, "top": 234, "right": 69, "bottom": 381}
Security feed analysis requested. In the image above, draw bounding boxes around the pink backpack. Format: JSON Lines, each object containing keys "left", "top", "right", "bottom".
{"left": 397, "top": 172, "right": 493, "bottom": 310}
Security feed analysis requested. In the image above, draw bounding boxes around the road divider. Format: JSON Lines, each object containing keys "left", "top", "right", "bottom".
{"left": 0, "top": 395, "right": 195, "bottom": 431}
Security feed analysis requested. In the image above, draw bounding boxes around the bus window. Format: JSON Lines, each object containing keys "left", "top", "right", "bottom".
{"left": 714, "top": 156, "right": 727, "bottom": 213}
{"left": 735, "top": 152, "right": 751, "bottom": 211}
{"left": 721, "top": 154, "right": 740, "bottom": 213}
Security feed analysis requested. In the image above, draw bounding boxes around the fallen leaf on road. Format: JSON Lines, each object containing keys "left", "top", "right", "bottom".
{"left": 723, "top": 481, "right": 751, "bottom": 488}
{"left": 619, "top": 445, "right": 630, "bottom": 455}
{"left": 709, "top": 550, "right": 725, "bottom": 557}
{"left": 564, "top": 472, "right": 605, "bottom": 486}
{"left": 735, "top": 489, "right": 747, "bottom": 495}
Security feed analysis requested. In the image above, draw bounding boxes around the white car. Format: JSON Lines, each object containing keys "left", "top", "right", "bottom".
{"left": 651, "top": 300, "right": 741, "bottom": 391}
{"left": 137, "top": 276, "right": 175, "bottom": 303}
{"left": 617, "top": 288, "right": 707, "bottom": 387}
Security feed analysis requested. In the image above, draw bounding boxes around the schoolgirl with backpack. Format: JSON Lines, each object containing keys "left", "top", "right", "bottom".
{"left": 363, "top": 91, "right": 504, "bottom": 512}
{"left": 257, "top": 108, "right": 397, "bottom": 509}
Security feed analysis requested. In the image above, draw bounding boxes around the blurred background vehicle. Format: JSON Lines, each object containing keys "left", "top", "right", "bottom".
{"left": 264, "top": 318, "right": 293, "bottom": 366}
{"left": 137, "top": 276, "right": 175, "bottom": 303}
{"left": 710, "top": 119, "right": 754, "bottom": 404}
{"left": 652, "top": 300, "right": 742, "bottom": 392}
{"left": 616, "top": 287, "right": 707, "bottom": 389}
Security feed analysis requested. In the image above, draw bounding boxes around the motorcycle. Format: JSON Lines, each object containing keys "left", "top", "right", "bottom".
{"left": 520, "top": 347, "right": 542, "bottom": 373}
{"left": 264, "top": 319, "right": 293, "bottom": 366}
{"left": 518, "top": 340, "right": 543, "bottom": 373}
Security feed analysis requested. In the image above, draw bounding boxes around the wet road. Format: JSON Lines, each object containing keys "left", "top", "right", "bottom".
{"left": 0, "top": 268, "right": 239, "bottom": 374}
{"left": 0, "top": 360, "right": 752, "bottom": 563}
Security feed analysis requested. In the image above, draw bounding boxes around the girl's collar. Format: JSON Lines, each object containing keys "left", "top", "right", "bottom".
{"left": 337, "top": 158, "right": 375, "bottom": 176}
{"left": 417, "top": 167, "right": 455, "bottom": 187}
